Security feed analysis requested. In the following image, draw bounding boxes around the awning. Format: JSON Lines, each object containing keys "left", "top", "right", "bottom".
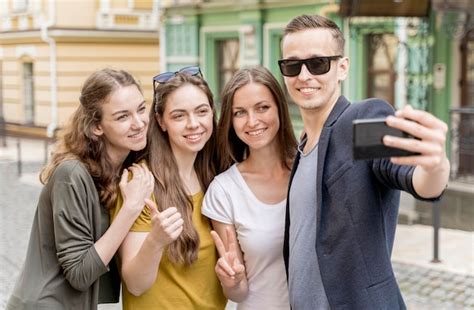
{"left": 339, "top": 0, "right": 430, "bottom": 17}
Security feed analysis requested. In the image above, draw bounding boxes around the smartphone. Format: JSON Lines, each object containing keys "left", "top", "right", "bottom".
{"left": 352, "top": 118, "right": 418, "bottom": 160}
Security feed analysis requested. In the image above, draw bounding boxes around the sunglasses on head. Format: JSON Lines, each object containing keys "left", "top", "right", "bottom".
{"left": 153, "top": 66, "right": 202, "bottom": 113}
{"left": 278, "top": 55, "right": 342, "bottom": 77}
{"left": 153, "top": 66, "right": 202, "bottom": 84}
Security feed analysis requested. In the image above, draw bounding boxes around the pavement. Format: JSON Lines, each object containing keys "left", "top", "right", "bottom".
{"left": 0, "top": 136, "right": 473, "bottom": 309}
{"left": 392, "top": 226, "right": 473, "bottom": 309}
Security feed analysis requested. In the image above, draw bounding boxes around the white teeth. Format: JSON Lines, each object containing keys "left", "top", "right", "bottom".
{"left": 299, "top": 87, "right": 317, "bottom": 94}
{"left": 248, "top": 129, "right": 265, "bottom": 136}
{"left": 187, "top": 134, "right": 201, "bottom": 139}
{"left": 129, "top": 131, "right": 144, "bottom": 138}
{"left": 185, "top": 133, "right": 202, "bottom": 141}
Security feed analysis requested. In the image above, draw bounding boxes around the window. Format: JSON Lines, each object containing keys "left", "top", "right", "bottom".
{"left": 217, "top": 39, "right": 239, "bottom": 97}
{"left": 23, "top": 62, "right": 34, "bottom": 124}
{"left": 367, "top": 34, "right": 398, "bottom": 106}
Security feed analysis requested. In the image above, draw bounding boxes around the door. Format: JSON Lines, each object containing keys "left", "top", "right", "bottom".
{"left": 367, "top": 33, "right": 398, "bottom": 106}
{"left": 458, "top": 28, "right": 474, "bottom": 178}
{"left": 216, "top": 38, "right": 240, "bottom": 98}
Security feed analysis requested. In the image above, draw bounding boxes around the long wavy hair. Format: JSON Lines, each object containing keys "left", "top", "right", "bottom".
{"left": 218, "top": 66, "right": 297, "bottom": 172}
{"left": 145, "top": 72, "right": 217, "bottom": 265}
{"left": 40, "top": 68, "right": 143, "bottom": 209}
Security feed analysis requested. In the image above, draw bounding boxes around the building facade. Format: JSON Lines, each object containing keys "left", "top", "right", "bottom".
{"left": 161, "top": 0, "right": 473, "bottom": 229}
{"left": 0, "top": 0, "right": 160, "bottom": 134}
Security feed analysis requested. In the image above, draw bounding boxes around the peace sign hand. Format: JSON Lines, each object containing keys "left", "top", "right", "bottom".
{"left": 211, "top": 227, "right": 246, "bottom": 289}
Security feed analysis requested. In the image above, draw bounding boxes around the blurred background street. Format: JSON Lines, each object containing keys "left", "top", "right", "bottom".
{"left": 1, "top": 0, "right": 474, "bottom": 309}
{"left": 1, "top": 137, "right": 473, "bottom": 309}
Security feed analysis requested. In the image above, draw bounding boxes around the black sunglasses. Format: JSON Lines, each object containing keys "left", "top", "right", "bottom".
{"left": 153, "top": 66, "right": 202, "bottom": 113}
{"left": 278, "top": 55, "right": 342, "bottom": 77}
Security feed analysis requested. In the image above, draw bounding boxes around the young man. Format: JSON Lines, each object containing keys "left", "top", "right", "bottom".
{"left": 279, "top": 15, "right": 449, "bottom": 309}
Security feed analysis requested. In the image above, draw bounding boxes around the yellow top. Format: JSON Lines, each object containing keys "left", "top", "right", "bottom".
{"left": 110, "top": 191, "right": 227, "bottom": 310}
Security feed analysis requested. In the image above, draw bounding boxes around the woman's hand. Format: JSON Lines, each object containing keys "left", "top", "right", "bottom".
{"left": 211, "top": 227, "right": 246, "bottom": 289}
{"left": 119, "top": 163, "right": 155, "bottom": 212}
{"left": 146, "top": 199, "right": 184, "bottom": 249}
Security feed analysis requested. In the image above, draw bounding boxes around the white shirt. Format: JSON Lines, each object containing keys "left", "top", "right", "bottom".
{"left": 202, "top": 164, "right": 290, "bottom": 310}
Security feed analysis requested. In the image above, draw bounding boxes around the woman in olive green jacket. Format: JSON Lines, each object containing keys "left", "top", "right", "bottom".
{"left": 7, "top": 69, "right": 154, "bottom": 310}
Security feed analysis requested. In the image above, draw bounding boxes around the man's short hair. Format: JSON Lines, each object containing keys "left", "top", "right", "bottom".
{"left": 283, "top": 14, "right": 345, "bottom": 55}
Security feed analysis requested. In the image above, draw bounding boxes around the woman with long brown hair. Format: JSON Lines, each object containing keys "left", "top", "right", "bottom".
{"left": 7, "top": 68, "right": 154, "bottom": 309}
{"left": 110, "top": 67, "right": 226, "bottom": 309}
{"left": 202, "top": 66, "right": 297, "bottom": 309}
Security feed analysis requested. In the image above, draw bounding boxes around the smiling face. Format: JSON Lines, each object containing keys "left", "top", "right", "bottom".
{"left": 93, "top": 84, "right": 148, "bottom": 164}
{"left": 231, "top": 82, "right": 280, "bottom": 152}
{"left": 157, "top": 84, "right": 214, "bottom": 158}
{"left": 282, "top": 28, "right": 349, "bottom": 113}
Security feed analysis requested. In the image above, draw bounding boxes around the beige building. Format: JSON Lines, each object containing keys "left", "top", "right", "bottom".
{"left": 0, "top": 0, "right": 160, "bottom": 135}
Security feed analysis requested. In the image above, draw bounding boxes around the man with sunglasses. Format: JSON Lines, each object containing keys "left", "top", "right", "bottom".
{"left": 279, "top": 15, "right": 450, "bottom": 309}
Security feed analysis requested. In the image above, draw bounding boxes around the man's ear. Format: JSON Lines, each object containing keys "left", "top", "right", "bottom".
{"left": 92, "top": 124, "right": 104, "bottom": 136}
{"left": 337, "top": 56, "right": 349, "bottom": 82}
{"left": 156, "top": 114, "right": 166, "bottom": 132}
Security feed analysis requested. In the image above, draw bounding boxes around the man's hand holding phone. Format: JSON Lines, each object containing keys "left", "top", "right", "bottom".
{"left": 353, "top": 105, "right": 449, "bottom": 171}
{"left": 382, "top": 105, "right": 450, "bottom": 198}
{"left": 383, "top": 105, "right": 449, "bottom": 173}
{"left": 353, "top": 105, "right": 449, "bottom": 198}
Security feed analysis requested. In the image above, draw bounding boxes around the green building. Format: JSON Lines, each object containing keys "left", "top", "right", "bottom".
{"left": 161, "top": 0, "right": 473, "bottom": 230}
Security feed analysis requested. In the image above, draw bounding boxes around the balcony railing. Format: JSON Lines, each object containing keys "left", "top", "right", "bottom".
{"left": 1, "top": 11, "right": 41, "bottom": 31}
{"left": 450, "top": 107, "right": 474, "bottom": 182}
{"left": 96, "top": 9, "right": 158, "bottom": 31}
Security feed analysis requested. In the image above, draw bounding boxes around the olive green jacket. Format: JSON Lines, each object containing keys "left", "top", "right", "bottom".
{"left": 7, "top": 160, "right": 120, "bottom": 310}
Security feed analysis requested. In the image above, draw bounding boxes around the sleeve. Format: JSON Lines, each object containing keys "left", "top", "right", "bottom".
{"left": 52, "top": 173, "right": 108, "bottom": 291}
{"left": 201, "top": 178, "right": 234, "bottom": 224}
{"left": 109, "top": 192, "right": 152, "bottom": 232}
{"left": 372, "top": 159, "right": 440, "bottom": 201}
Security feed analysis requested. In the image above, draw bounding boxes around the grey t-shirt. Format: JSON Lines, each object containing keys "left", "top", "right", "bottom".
{"left": 288, "top": 141, "right": 330, "bottom": 309}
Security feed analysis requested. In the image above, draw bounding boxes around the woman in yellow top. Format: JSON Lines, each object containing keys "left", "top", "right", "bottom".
{"left": 110, "top": 67, "right": 227, "bottom": 309}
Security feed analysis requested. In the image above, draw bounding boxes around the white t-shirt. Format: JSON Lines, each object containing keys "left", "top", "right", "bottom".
{"left": 202, "top": 164, "right": 290, "bottom": 310}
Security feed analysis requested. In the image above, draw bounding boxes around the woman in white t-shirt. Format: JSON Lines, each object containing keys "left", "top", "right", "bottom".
{"left": 202, "top": 66, "right": 297, "bottom": 309}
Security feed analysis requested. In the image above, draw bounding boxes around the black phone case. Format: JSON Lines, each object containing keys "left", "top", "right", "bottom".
{"left": 353, "top": 118, "right": 418, "bottom": 160}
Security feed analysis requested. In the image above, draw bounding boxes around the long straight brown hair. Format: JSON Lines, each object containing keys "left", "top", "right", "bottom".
{"left": 40, "top": 69, "right": 143, "bottom": 209}
{"left": 145, "top": 72, "right": 217, "bottom": 265}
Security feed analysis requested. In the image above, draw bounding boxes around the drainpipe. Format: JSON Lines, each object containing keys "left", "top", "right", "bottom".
{"left": 157, "top": 0, "right": 167, "bottom": 72}
{"left": 395, "top": 18, "right": 407, "bottom": 110}
{"left": 0, "top": 48, "right": 5, "bottom": 146}
{"left": 40, "top": 0, "right": 57, "bottom": 138}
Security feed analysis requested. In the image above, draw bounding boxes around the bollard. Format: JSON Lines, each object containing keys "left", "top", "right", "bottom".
{"left": 44, "top": 140, "right": 49, "bottom": 165}
{"left": 431, "top": 201, "right": 441, "bottom": 263}
{"left": 16, "top": 138, "right": 22, "bottom": 176}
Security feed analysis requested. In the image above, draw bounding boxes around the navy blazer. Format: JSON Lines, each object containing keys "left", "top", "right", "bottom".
{"left": 283, "top": 96, "right": 435, "bottom": 309}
